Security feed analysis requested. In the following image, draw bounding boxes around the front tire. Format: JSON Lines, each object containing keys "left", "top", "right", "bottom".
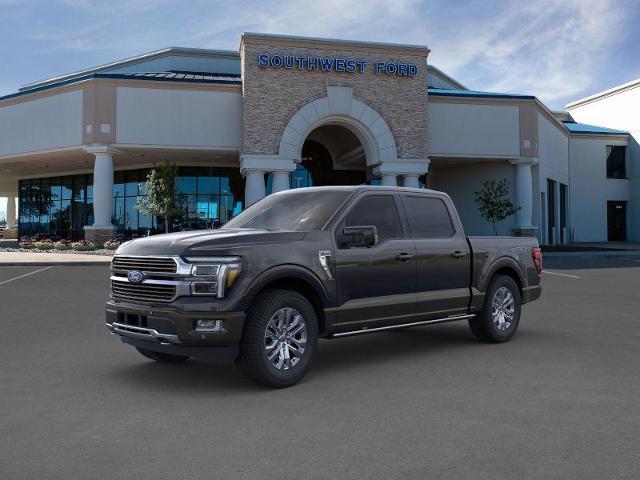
{"left": 469, "top": 275, "right": 521, "bottom": 343}
{"left": 136, "top": 347, "right": 189, "bottom": 363}
{"left": 237, "top": 289, "right": 318, "bottom": 388}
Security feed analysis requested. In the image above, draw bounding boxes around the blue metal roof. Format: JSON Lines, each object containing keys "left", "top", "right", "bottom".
{"left": 562, "top": 121, "right": 628, "bottom": 135}
{"left": 428, "top": 87, "right": 535, "bottom": 100}
{"left": 0, "top": 71, "right": 242, "bottom": 102}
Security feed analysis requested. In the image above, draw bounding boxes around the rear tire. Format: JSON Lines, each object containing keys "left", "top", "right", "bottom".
{"left": 237, "top": 289, "right": 318, "bottom": 388}
{"left": 136, "top": 347, "right": 189, "bottom": 363}
{"left": 469, "top": 275, "right": 521, "bottom": 343}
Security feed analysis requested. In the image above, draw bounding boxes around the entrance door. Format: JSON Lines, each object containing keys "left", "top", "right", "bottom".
{"left": 333, "top": 193, "right": 417, "bottom": 330}
{"left": 607, "top": 201, "right": 627, "bottom": 241}
{"left": 547, "top": 179, "right": 556, "bottom": 244}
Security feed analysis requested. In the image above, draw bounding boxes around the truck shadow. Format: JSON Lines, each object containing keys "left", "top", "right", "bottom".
{"left": 106, "top": 324, "right": 548, "bottom": 392}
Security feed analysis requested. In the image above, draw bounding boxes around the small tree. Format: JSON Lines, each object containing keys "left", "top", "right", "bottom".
{"left": 474, "top": 179, "right": 520, "bottom": 235}
{"left": 136, "top": 161, "right": 182, "bottom": 233}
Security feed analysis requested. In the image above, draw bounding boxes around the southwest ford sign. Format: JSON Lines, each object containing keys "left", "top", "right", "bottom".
{"left": 257, "top": 54, "right": 418, "bottom": 77}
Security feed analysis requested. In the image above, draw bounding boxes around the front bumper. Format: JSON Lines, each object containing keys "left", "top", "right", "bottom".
{"left": 106, "top": 300, "right": 246, "bottom": 348}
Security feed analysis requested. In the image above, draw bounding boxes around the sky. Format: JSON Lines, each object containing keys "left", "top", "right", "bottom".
{"left": 1, "top": 0, "right": 639, "bottom": 110}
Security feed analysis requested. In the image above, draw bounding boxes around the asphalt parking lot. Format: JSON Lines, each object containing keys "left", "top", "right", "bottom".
{"left": 1, "top": 256, "right": 639, "bottom": 479}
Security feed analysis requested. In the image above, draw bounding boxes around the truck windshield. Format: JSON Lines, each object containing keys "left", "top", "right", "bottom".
{"left": 222, "top": 190, "right": 350, "bottom": 231}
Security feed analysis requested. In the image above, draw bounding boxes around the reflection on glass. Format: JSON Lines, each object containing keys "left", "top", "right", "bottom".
{"left": 18, "top": 167, "right": 245, "bottom": 239}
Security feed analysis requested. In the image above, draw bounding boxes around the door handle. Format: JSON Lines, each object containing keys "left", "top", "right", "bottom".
{"left": 396, "top": 253, "right": 414, "bottom": 261}
{"left": 450, "top": 251, "right": 466, "bottom": 259}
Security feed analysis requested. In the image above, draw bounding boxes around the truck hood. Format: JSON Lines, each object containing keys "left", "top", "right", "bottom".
{"left": 115, "top": 228, "right": 307, "bottom": 256}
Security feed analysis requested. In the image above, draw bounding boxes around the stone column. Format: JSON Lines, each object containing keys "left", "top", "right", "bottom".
{"left": 271, "top": 171, "right": 290, "bottom": 193}
{"left": 380, "top": 174, "right": 397, "bottom": 186}
{"left": 6, "top": 195, "right": 16, "bottom": 228}
{"left": 402, "top": 175, "right": 420, "bottom": 189}
{"left": 244, "top": 170, "right": 266, "bottom": 207}
{"left": 510, "top": 158, "right": 538, "bottom": 237}
{"left": 84, "top": 145, "right": 117, "bottom": 245}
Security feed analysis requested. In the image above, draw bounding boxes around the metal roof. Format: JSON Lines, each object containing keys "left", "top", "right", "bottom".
{"left": 19, "top": 47, "right": 240, "bottom": 92}
{"left": 428, "top": 87, "right": 535, "bottom": 100}
{"left": 562, "top": 121, "right": 628, "bottom": 135}
{"left": 0, "top": 71, "right": 241, "bottom": 103}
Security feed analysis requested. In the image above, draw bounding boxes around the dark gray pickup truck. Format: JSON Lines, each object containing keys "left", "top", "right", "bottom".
{"left": 106, "top": 186, "right": 542, "bottom": 387}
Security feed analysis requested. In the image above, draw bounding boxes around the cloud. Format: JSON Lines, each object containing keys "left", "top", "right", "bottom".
{"left": 426, "top": 0, "right": 634, "bottom": 107}
{"left": 1, "top": 0, "right": 637, "bottom": 108}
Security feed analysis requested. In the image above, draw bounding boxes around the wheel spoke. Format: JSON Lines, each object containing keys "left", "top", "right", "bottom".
{"left": 264, "top": 307, "right": 308, "bottom": 370}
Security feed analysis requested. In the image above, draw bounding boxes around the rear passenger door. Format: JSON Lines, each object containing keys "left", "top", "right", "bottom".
{"left": 400, "top": 194, "right": 471, "bottom": 318}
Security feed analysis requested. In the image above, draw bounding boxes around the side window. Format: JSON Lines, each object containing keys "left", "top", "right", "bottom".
{"left": 341, "top": 195, "right": 402, "bottom": 243}
{"left": 402, "top": 196, "right": 455, "bottom": 238}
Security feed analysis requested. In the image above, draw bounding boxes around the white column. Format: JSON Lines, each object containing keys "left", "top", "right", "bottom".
{"left": 402, "top": 175, "right": 420, "bottom": 189}
{"left": 271, "top": 171, "right": 290, "bottom": 193}
{"left": 91, "top": 152, "right": 115, "bottom": 227}
{"left": 380, "top": 174, "right": 397, "bottom": 186}
{"left": 510, "top": 158, "right": 537, "bottom": 230}
{"left": 244, "top": 170, "right": 266, "bottom": 207}
{"left": 6, "top": 195, "right": 16, "bottom": 228}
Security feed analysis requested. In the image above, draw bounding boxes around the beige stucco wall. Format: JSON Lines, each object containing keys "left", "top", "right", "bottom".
{"left": 427, "top": 101, "right": 520, "bottom": 157}
{"left": 240, "top": 36, "right": 428, "bottom": 160}
{"left": 115, "top": 86, "right": 242, "bottom": 148}
{"left": 0, "top": 90, "right": 83, "bottom": 157}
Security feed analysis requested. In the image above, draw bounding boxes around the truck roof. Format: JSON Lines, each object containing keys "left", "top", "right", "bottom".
{"left": 274, "top": 185, "right": 442, "bottom": 195}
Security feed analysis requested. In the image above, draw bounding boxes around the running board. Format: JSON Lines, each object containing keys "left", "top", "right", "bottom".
{"left": 330, "top": 314, "right": 475, "bottom": 338}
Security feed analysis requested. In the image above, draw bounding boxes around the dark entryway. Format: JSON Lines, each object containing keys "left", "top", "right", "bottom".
{"left": 300, "top": 140, "right": 366, "bottom": 186}
{"left": 547, "top": 179, "right": 556, "bottom": 244}
{"left": 607, "top": 201, "right": 627, "bottom": 241}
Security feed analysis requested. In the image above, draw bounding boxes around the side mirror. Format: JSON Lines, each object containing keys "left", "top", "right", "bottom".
{"left": 338, "top": 225, "right": 378, "bottom": 248}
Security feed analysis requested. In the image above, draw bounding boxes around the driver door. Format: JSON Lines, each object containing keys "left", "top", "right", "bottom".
{"left": 332, "top": 193, "right": 417, "bottom": 331}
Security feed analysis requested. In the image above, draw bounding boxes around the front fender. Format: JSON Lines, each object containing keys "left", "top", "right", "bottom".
{"left": 237, "top": 264, "right": 332, "bottom": 311}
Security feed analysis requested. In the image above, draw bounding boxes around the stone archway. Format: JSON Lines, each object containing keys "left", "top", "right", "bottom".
{"left": 278, "top": 86, "right": 398, "bottom": 167}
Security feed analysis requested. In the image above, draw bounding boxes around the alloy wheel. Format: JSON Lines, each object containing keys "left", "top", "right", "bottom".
{"left": 264, "top": 307, "right": 308, "bottom": 370}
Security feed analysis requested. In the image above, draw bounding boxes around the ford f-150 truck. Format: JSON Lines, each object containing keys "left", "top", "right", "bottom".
{"left": 106, "top": 186, "right": 542, "bottom": 387}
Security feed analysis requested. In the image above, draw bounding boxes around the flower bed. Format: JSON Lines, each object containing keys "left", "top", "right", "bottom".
{"left": 54, "top": 239, "right": 73, "bottom": 251}
{"left": 103, "top": 238, "right": 122, "bottom": 251}
{"left": 71, "top": 240, "right": 96, "bottom": 251}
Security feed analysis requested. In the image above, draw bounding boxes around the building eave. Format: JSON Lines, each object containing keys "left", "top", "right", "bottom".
{"left": 565, "top": 78, "right": 640, "bottom": 109}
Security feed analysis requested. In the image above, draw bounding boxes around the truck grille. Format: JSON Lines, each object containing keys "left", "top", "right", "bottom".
{"left": 111, "top": 279, "right": 176, "bottom": 302}
{"left": 112, "top": 256, "right": 177, "bottom": 273}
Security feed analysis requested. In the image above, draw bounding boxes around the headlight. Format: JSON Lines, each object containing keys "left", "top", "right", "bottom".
{"left": 184, "top": 256, "right": 242, "bottom": 298}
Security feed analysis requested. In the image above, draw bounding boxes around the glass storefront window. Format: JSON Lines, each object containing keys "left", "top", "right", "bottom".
{"left": 18, "top": 166, "right": 244, "bottom": 240}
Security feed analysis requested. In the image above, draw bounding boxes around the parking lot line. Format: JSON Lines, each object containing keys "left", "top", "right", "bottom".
{"left": 542, "top": 270, "right": 581, "bottom": 279}
{"left": 0, "top": 266, "right": 52, "bottom": 286}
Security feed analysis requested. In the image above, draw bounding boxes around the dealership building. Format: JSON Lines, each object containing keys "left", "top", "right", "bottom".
{"left": 0, "top": 33, "right": 637, "bottom": 244}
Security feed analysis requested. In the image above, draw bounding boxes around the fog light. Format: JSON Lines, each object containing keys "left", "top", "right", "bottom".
{"left": 194, "top": 319, "right": 225, "bottom": 333}
{"left": 191, "top": 282, "right": 217, "bottom": 295}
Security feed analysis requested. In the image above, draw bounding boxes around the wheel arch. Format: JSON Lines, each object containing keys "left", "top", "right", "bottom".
{"left": 240, "top": 265, "right": 331, "bottom": 335}
{"left": 482, "top": 257, "right": 525, "bottom": 295}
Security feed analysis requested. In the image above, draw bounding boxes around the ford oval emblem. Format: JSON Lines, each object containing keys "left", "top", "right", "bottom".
{"left": 127, "top": 270, "right": 144, "bottom": 284}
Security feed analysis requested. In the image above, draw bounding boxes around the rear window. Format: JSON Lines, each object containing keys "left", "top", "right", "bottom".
{"left": 402, "top": 196, "right": 455, "bottom": 238}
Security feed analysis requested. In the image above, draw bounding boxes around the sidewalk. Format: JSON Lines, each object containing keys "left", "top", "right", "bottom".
{"left": 0, "top": 251, "right": 113, "bottom": 266}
